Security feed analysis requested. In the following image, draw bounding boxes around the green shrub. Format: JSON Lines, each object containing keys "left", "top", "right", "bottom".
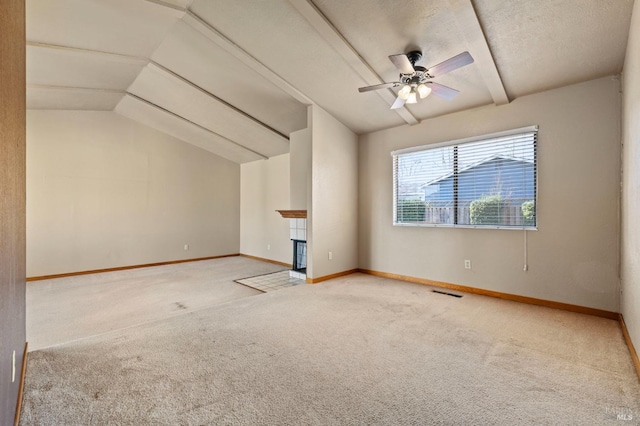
{"left": 521, "top": 200, "right": 535, "bottom": 226}
{"left": 470, "top": 195, "right": 504, "bottom": 225}
{"left": 397, "top": 199, "right": 425, "bottom": 222}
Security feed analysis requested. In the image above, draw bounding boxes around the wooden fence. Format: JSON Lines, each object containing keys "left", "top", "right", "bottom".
{"left": 424, "top": 205, "right": 525, "bottom": 226}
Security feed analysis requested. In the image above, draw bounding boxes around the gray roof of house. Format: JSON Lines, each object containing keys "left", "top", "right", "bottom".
{"left": 419, "top": 154, "right": 534, "bottom": 189}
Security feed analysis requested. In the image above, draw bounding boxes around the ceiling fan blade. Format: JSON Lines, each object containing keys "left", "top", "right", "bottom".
{"left": 390, "top": 96, "right": 406, "bottom": 109}
{"left": 358, "top": 82, "right": 400, "bottom": 93}
{"left": 427, "top": 82, "right": 460, "bottom": 100}
{"left": 426, "top": 51, "right": 474, "bottom": 77}
{"left": 389, "top": 54, "right": 415, "bottom": 75}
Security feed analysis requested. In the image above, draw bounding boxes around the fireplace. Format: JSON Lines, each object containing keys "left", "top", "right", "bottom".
{"left": 276, "top": 211, "right": 308, "bottom": 279}
{"left": 292, "top": 239, "right": 307, "bottom": 274}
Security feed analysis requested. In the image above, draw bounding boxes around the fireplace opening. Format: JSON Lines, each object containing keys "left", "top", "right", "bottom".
{"left": 292, "top": 239, "right": 307, "bottom": 273}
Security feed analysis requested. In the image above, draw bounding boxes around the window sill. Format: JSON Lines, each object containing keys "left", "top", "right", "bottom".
{"left": 393, "top": 222, "right": 538, "bottom": 231}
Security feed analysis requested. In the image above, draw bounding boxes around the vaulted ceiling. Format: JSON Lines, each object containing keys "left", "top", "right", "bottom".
{"left": 26, "top": 0, "right": 634, "bottom": 163}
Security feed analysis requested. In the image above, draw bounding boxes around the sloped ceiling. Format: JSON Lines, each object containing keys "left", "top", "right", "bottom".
{"left": 26, "top": 0, "right": 635, "bottom": 163}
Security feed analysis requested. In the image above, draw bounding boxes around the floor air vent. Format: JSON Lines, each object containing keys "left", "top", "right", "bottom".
{"left": 432, "top": 289, "right": 463, "bottom": 298}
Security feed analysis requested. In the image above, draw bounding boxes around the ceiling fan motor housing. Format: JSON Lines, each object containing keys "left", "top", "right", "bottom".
{"left": 401, "top": 65, "right": 430, "bottom": 85}
{"left": 406, "top": 50, "right": 423, "bottom": 66}
{"left": 399, "top": 51, "right": 433, "bottom": 84}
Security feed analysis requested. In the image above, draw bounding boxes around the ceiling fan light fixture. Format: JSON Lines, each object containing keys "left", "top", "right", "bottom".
{"left": 398, "top": 85, "right": 411, "bottom": 100}
{"left": 357, "top": 50, "right": 474, "bottom": 110}
{"left": 417, "top": 83, "right": 431, "bottom": 99}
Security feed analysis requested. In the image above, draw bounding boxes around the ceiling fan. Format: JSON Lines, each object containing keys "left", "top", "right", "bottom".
{"left": 358, "top": 50, "right": 474, "bottom": 109}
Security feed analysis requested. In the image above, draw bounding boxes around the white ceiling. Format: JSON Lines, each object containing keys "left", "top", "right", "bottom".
{"left": 26, "top": 0, "right": 635, "bottom": 163}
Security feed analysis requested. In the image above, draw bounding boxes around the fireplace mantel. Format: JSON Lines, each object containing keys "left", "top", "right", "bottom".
{"left": 276, "top": 210, "right": 307, "bottom": 219}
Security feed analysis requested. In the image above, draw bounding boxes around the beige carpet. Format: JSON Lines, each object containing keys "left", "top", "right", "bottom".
{"left": 21, "top": 272, "right": 640, "bottom": 424}
{"left": 27, "top": 256, "right": 285, "bottom": 350}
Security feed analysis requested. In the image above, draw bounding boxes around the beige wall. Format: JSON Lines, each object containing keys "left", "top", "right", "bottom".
{"left": 359, "top": 76, "right": 621, "bottom": 311}
{"left": 289, "top": 127, "right": 311, "bottom": 210}
{"left": 27, "top": 110, "right": 240, "bottom": 277}
{"left": 621, "top": 0, "right": 640, "bottom": 353}
{"left": 240, "top": 154, "right": 291, "bottom": 264}
{"left": 309, "top": 106, "right": 358, "bottom": 279}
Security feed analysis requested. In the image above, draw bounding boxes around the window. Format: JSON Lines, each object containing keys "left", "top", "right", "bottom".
{"left": 392, "top": 126, "right": 537, "bottom": 229}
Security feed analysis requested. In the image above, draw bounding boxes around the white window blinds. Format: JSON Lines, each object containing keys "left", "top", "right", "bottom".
{"left": 392, "top": 126, "right": 538, "bottom": 229}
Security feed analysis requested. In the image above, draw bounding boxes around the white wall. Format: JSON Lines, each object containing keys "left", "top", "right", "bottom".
{"left": 621, "top": 0, "right": 640, "bottom": 352}
{"left": 240, "top": 154, "right": 291, "bottom": 264}
{"left": 289, "top": 127, "right": 311, "bottom": 210}
{"left": 359, "top": 76, "right": 621, "bottom": 311}
{"left": 27, "top": 110, "right": 240, "bottom": 277}
{"left": 309, "top": 106, "right": 358, "bottom": 279}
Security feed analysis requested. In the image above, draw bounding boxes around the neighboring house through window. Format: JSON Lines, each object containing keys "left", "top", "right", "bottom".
{"left": 392, "top": 126, "right": 538, "bottom": 229}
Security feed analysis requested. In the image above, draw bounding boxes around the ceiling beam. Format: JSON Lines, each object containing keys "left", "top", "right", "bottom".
{"left": 149, "top": 61, "right": 289, "bottom": 140}
{"left": 27, "top": 41, "right": 149, "bottom": 66}
{"left": 287, "top": 0, "right": 419, "bottom": 126}
{"left": 448, "top": 0, "right": 510, "bottom": 105}
{"left": 130, "top": 62, "right": 289, "bottom": 156}
{"left": 27, "top": 84, "right": 126, "bottom": 95}
{"left": 123, "top": 93, "right": 269, "bottom": 160}
{"left": 182, "top": 11, "right": 314, "bottom": 106}
{"left": 140, "top": 0, "right": 187, "bottom": 16}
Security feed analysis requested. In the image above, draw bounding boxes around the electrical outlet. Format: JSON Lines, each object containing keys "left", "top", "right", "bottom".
{"left": 184, "top": 244, "right": 189, "bottom": 251}
{"left": 328, "top": 251, "right": 333, "bottom": 260}
{"left": 267, "top": 244, "right": 271, "bottom": 251}
{"left": 464, "top": 260, "right": 471, "bottom": 269}
{"left": 12, "top": 350, "right": 15, "bottom": 383}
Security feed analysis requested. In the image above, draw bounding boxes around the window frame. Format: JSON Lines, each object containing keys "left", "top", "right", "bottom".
{"left": 392, "top": 125, "right": 538, "bottom": 230}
